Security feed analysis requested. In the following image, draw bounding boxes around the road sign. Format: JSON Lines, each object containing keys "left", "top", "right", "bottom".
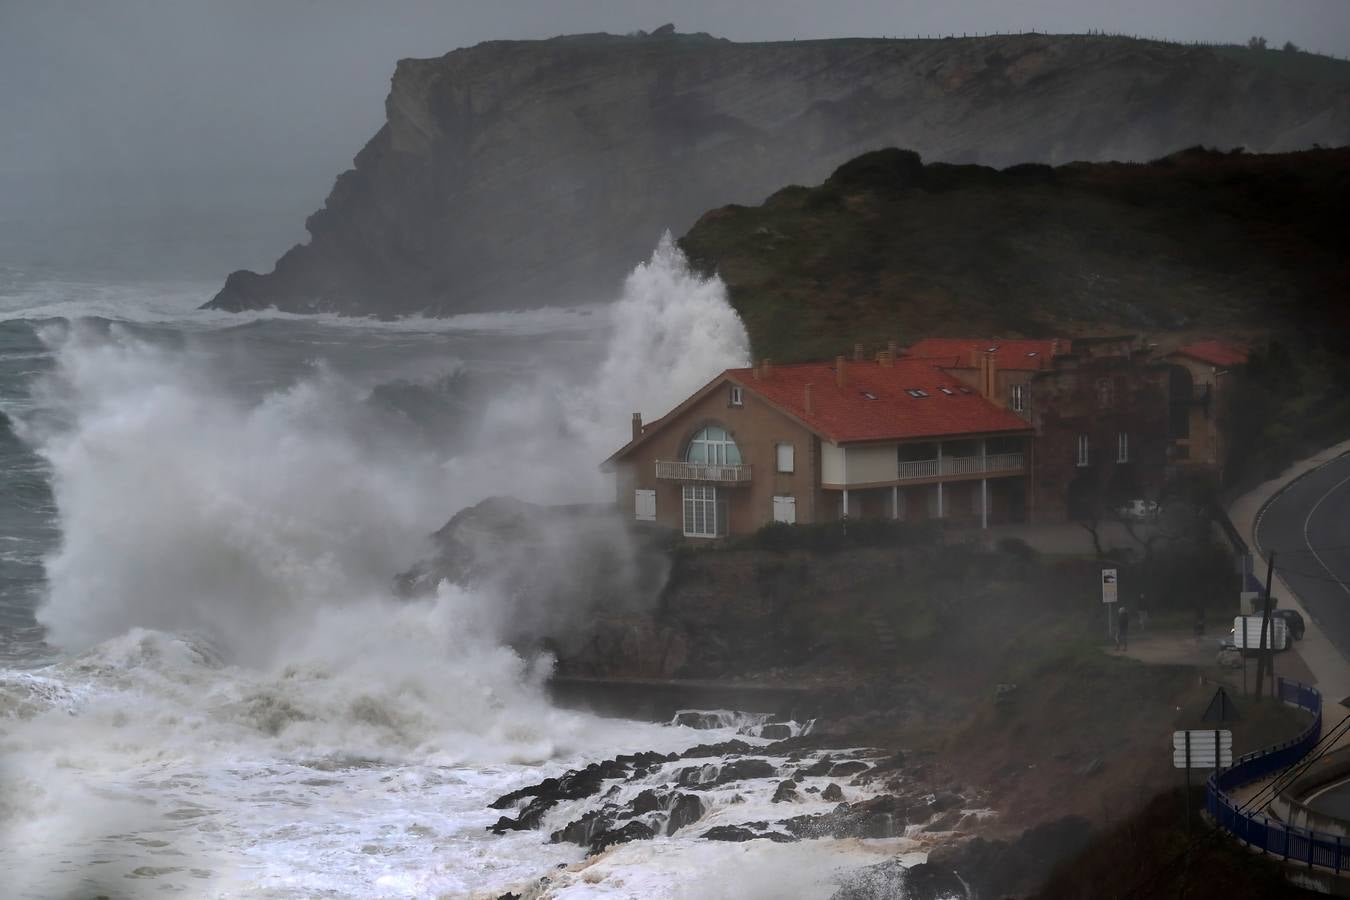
{"left": 1201, "top": 686, "right": 1241, "bottom": 724}
{"left": 1172, "top": 730, "right": 1233, "bottom": 768}
{"left": 1102, "top": 568, "right": 1118, "bottom": 604}
{"left": 1233, "top": 616, "right": 1288, "bottom": 652}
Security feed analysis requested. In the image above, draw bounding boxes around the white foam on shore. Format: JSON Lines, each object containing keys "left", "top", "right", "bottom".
{"left": 0, "top": 238, "right": 785, "bottom": 898}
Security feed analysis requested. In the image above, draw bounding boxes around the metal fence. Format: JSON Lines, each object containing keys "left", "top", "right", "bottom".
{"left": 1206, "top": 679, "right": 1340, "bottom": 868}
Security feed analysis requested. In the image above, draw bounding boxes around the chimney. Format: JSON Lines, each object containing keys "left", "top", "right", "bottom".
{"left": 752, "top": 360, "right": 762, "bottom": 381}
{"left": 804, "top": 383, "right": 815, "bottom": 414}
{"left": 835, "top": 355, "right": 847, "bottom": 387}
{"left": 761, "top": 358, "right": 772, "bottom": 379}
{"left": 969, "top": 348, "right": 979, "bottom": 368}
{"left": 853, "top": 342, "right": 865, "bottom": 362}
{"left": 981, "top": 352, "right": 999, "bottom": 401}
{"left": 888, "top": 339, "right": 898, "bottom": 361}
{"left": 878, "top": 350, "right": 893, "bottom": 368}
{"left": 631, "top": 412, "right": 642, "bottom": 441}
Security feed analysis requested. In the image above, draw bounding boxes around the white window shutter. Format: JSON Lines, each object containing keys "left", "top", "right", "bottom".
{"left": 776, "top": 443, "right": 795, "bottom": 473}
{"left": 634, "top": 489, "right": 656, "bottom": 522}
{"left": 772, "top": 495, "right": 796, "bottom": 524}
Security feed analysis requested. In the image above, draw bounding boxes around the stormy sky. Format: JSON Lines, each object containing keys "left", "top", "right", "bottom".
{"left": 2, "top": 0, "right": 1348, "bottom": 274}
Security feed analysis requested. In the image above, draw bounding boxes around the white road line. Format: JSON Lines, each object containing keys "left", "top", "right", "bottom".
{"left": 1303, "top": 469, "right": 1350, "bottom": 597}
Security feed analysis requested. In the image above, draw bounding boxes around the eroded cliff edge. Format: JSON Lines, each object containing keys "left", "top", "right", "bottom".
{"left": 207, "top": 30, "right": 1350, "bottom": 316}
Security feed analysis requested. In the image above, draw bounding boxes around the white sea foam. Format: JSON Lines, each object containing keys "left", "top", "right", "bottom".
{"left": 0, "top": 239, "right": 869, "bottom": 899}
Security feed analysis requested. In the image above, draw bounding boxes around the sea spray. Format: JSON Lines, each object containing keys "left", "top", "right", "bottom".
{"left": 0, "top": 239, "right": 787, "bottom": 897}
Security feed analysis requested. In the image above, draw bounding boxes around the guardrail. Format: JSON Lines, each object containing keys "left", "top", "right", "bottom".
{"left": 1206, "top": 678, "right": 1340, "bottom": 869}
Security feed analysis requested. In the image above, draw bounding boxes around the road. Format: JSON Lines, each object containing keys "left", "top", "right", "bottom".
{"left": 1255, "top": 452, "right": 1350, "bottom": 819}
{"left": 1255, "top": 452, "right": 1350, "bottom": 662}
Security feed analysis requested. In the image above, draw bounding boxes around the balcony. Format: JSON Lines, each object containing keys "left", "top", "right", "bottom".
{"left": 897, "top": 452, "right": 1025, "bottom": 482}
{"left": 655, "top": 459, "right": 753, "bottom": 484}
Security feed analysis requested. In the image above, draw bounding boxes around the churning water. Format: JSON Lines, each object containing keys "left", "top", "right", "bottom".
{"left": 0, "top": 237, "right": 931, "bottom": 898}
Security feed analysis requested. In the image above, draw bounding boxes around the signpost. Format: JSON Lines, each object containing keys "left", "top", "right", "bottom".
{"left": 1102, "top": 568, "right": 1119, "bottom": 639}
{"left": 1173, "top": 728, "right": 1233, "bottom": 831}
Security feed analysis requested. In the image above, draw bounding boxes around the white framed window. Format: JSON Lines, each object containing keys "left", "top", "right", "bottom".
{"left": 1117, "top": 432, "right": 1129, "bottom": 464}
{"left": 1076, "top": 434, "right": 1090, "bottom": 467}
{"left": 776, "top": 442, "right": 795, "bottom": 473}
{"left": 1011, "top": 383, "right": 1024, "bottom": 412}
{"left": 772, "top": 495, "right": 796, "bottom": 524}
{"left": 729, "top": 385, "right": 744, "bottom": 407}
{"left": 685, "top": 426, "right": 742, "bottom": 465}
{"left": 634, "top": 489, "right": 656, "bottom": 522}
{"left": 683, "top": 485, "right": 726, "bottom": 537}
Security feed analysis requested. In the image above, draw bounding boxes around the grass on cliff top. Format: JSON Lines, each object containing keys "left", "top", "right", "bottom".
{"left": 679, "top": 146, "right": 1350, "bottom": 363}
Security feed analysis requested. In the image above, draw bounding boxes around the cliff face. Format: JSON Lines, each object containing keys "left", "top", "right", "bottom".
{"left": 207, "top": 31, "right": 1350, "bottom": 316}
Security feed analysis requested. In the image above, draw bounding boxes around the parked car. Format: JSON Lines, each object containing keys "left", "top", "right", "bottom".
{"left": 1116, "top": 499, "right": 1160, "bottom": 521}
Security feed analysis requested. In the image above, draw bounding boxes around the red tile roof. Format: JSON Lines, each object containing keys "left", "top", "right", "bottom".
{"left": 727, "top": 359, "right": 1033, "bottom": 444}
{"left": 904, "top": 338, "right": 1069, "bottom": 371}
{"left": 1170, "top": 340, "right": 1249, "bottom": 368}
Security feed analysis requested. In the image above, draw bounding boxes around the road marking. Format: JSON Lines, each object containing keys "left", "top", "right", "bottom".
{"left": 1303, "top": 469, "right": 1350, "bottom": 597}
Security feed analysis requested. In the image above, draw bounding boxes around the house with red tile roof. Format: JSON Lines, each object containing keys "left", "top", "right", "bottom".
{"left": 1161, "top": 340, "right": 1250, "bottom": 477}
{"left": 605, "top": 348, "right": 1035, "bottom": 537}
{"left": 606, "top": 335, "right": 1247, "bottom": 537}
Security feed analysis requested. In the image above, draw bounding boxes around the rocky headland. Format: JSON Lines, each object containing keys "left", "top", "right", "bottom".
{"left": 207, "top": 30, "right": 1350, "bottom": 317}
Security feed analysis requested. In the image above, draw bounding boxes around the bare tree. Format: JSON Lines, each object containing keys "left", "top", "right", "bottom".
{"left": 1247, "top": 36, "right": 1268, "bottom": 50}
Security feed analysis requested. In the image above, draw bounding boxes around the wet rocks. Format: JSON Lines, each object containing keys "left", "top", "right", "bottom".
{"left": 758, "top": 723, "right": 794, "bottom": 740}
{"left": 488, "top": 751, "right": 677, "bottom": 834}
{"left": 666, "top": 793, "right": 705, "bottom": 834}
{"left": 702, "top": 824, "right": 797, "bottom": 843}
{"left": 675, "top": 758, "right": 777, "bottom": 789}
{"left": 927, "top": 816, "right": 1094, "bottom": 900}
{"left": 588, "top": 820, "right": 654, "bottom": 855}
{"left": 828, "top": 760, "right": 870, "bottom": 778}
{"left": 782, "top": 795, "right": 914, "bottom": 840}
{"left": 680, "top": 739, "right": 753, "bottom": 759}
{"left": 550, "top": 788, "right": 706, "bottom": 851}
{"left": 822, "top": 782, "right": 844, "bottom": 802}
{"left": 830, "top": 859, "right": 970, "bottom": 900}
{"left": 772, "top": 778, "right": 802, "bottom": 803}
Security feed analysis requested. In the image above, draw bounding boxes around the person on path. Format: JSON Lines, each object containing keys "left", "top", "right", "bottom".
{"left": 1116, "top": 605, "right": 1130, "bottom": 651}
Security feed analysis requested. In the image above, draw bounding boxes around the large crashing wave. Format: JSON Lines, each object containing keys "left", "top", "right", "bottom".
{"left": 10, "top": 234, "right": 748, "bottom": 741}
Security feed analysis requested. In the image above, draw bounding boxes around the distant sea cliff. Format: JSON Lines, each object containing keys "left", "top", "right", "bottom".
{"left": 206, "top": 30, "right": 1350, "bottom": 317}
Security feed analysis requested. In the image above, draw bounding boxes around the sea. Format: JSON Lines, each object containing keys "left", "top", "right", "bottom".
{"left": 0, "top": 211, "right": 933, "bottom": 898}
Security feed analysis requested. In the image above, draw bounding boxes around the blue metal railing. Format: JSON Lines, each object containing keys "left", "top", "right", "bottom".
{"left": 1205, "top": 679, "right": 1341, "bottom": 869}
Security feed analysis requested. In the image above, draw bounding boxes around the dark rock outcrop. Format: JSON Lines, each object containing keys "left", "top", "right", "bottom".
{"left": 829, "top": 859, "right": 970, "bottom": 900}
{"left": 702, "top": 824, "right": 797, "bottom": 843}
{"left": 926, "top": 815, "right": 1095, "bottom": 899}
{"left": 674, "top": 758, "right": 778, "bottom": 789}
{"left": 488, "top": 751, "right": 676, "bottom": 834}
{"left": 208, "top": 30, "right": 1350, "bottom": 317}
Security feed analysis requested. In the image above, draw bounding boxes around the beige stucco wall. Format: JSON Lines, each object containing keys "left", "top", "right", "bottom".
{"left": 843, "top": 443, "right": 899, "bottom": 485}
{"left": 821, "top": 442, "right": 846, "bottom": 485}
{"left": 611, "top": 378, "right": 823, "bottom": 537}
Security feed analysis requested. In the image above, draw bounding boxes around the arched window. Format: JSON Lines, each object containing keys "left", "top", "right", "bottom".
{"left": 684, "top": 426, "right": 742, "bottom": 466}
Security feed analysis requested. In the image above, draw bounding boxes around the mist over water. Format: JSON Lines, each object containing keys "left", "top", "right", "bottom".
{"left": 0, "top": 237, "right": 777, "bottom": 897}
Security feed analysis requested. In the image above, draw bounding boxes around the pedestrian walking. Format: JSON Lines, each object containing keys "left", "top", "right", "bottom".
{"left": 1115, "top": 605, "right": 1130, "bottom": 651}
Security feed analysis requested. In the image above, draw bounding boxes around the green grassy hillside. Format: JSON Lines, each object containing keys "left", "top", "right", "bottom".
{"left": 679, "top": 146, "right": 1350, "bottom": 363}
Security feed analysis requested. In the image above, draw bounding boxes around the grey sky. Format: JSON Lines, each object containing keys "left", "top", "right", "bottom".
{"left": 2, "top": 0, "right": 1347, "bottom": 272}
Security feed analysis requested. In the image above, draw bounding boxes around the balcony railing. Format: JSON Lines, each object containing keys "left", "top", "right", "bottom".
{"left": 655, "top": 459, "right": 753, "bottom": 483}
{"left": 897, "top": 452, "right": 1025, "bottom": 482}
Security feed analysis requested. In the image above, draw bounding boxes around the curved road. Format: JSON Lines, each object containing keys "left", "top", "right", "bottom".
{"left": 1255, "top": 451, "right": 1350, "bottom": 817}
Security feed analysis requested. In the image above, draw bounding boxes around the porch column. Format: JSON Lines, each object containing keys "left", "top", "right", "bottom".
{"left": 936, "top": 442, "right": 944, "bottom": 518}
{"left": 842, "top": 488, "right": 850, "bottom": 520}
{"left": 980, "top": 439, "right": 989, "bottom": 530}
{"left": 892, "top": 484, "right": 899, "bottom": 520}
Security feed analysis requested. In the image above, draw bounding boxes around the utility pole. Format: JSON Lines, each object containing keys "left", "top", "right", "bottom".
{"left": 1254, "top": 551, "right": 1276, "bottom": 697}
